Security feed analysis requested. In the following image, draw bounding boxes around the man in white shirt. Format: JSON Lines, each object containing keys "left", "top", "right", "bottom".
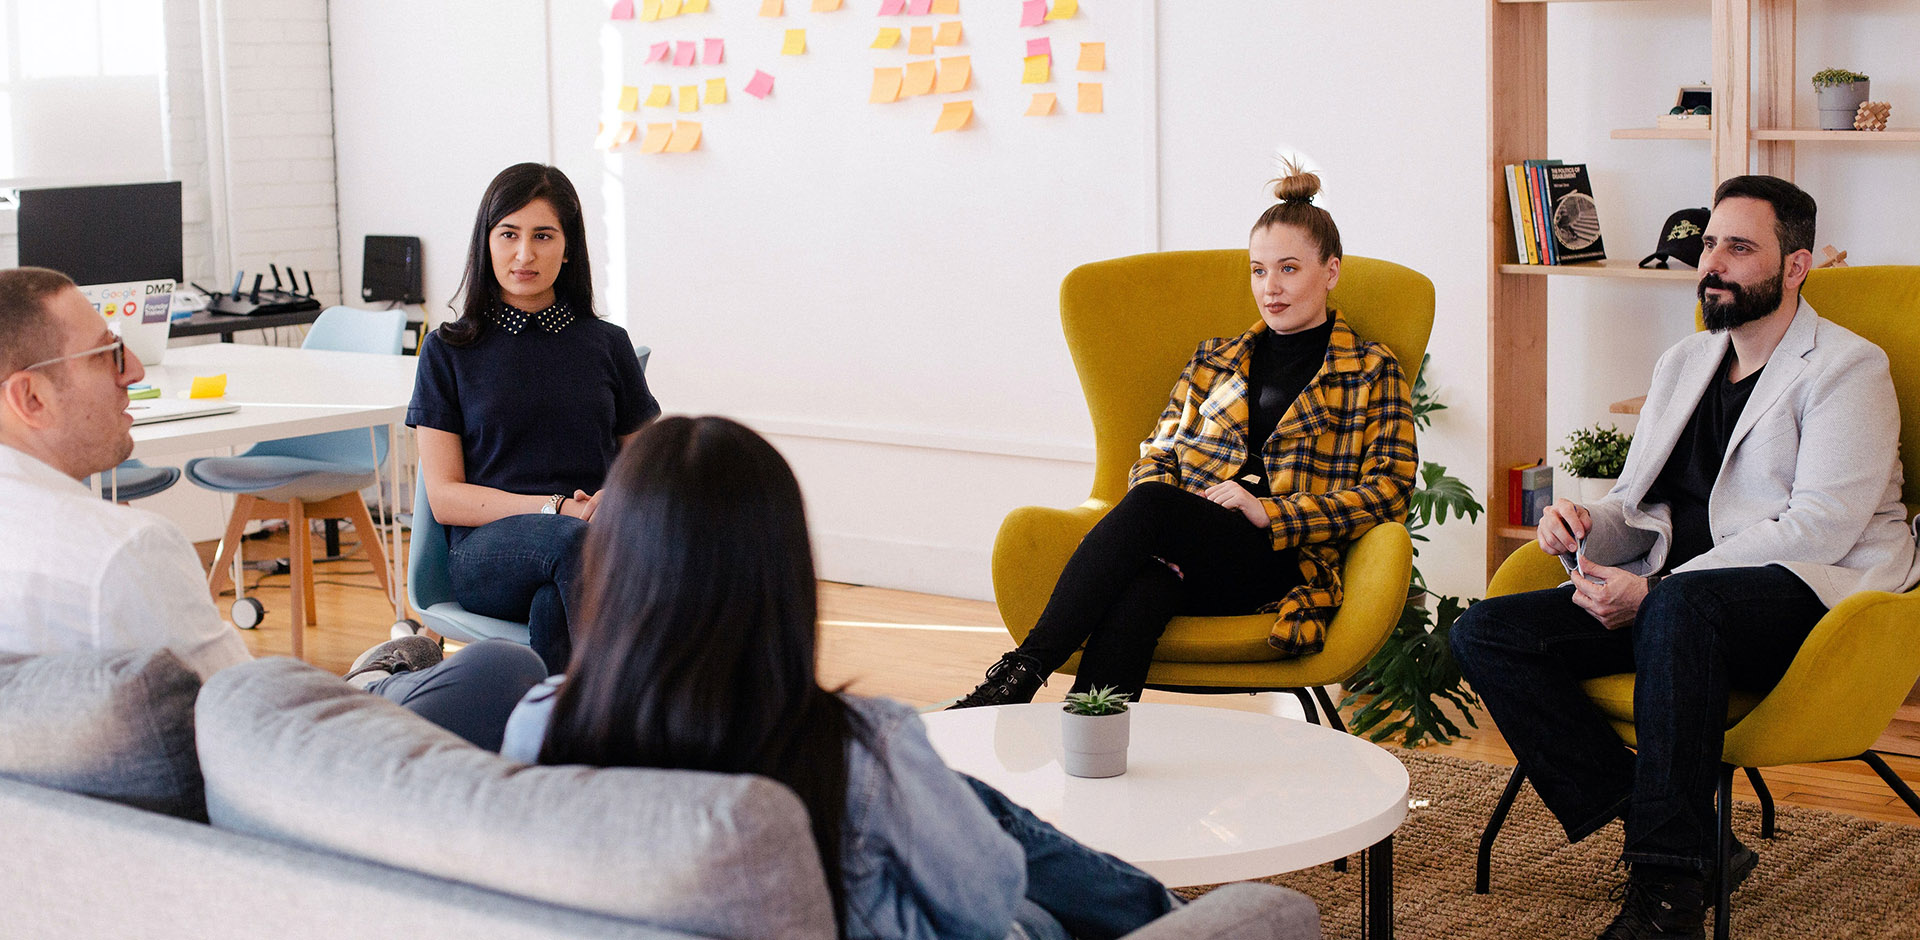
{"left": 0, "top": 266, "right": 545, "bottom": 750}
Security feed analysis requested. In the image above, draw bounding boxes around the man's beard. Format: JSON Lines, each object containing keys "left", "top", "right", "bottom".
{"left": 1698, "top": 268, "right": 1784, "bottom": 332}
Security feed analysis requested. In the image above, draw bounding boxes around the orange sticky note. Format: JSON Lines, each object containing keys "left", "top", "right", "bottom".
{"left": 934, "top": 21, "right": 962, "bottom": 46}
{"left": 593, "top": 122, "right": 619, "bottom": 149}
{"left": 871, "top": 27, "right": 901, "bottom": 49}
{"left": 615, "top": 122, "right": 639, "bottom": 145}
{"left": 782, "top": 29, "right": 807, "bottom": 54}
{"left": 641, "top": 0, "right": 662, "bottom": 20}
{"left": 870, "top": 67, "right": 904, "bottom": 103}
{"left": 684, "top": 0, "right": 708, "bottom": 10}
{"left": 189, "top": 374, "right": 228, "bottom": 399}
{"left": 908, "top": 26, "right": 934, "bottom": 55}
{"left": 645, "top": 84, "right": 672, "bottom": 107}
{"left": 1021, "top": 55, "right": 1049, "bottom": 84}
{"left": 665, "top": 120, "right": 702, "bottom": 152}
{"left": 759, "top": 0, "right": 783, "bottom": 15}
{"left": 935, "top": 55, "right": 970, "bottom": 93}
{"left": 1077, "top": 42, "right": 1104, "bottom": 71}
{"left": 929, "top": 0, "right": 958, "bottom": 12}
{"left": 811, "top": 0, "right": 842, "bottom": 9}
{"left": 705, "top": 77, "right": 727, "bottom": 104}
{"left": 933, "top": 99, "right": 972, "bottom": 133}
{"left": 638, "top": 122, "right": 674, "bottom": 153}
{"left": 1077, "top": 81, "right": 1102, "bottom": 113}
{"left": 902, "top": 59, "right": 937, "bottom": 96}
{"left": 1046, "top": 0, "right": 1076, "bottom": 19}
{"left": 616, "top": 85, "right": 640, "bottom": 111}
{"left": 679, "top": 84, "right": 700, "bottom": 112}
{"left": 1025, "top": 92, "right": 1056, "bottom": 115}
{"left": 660, "top": 0, "right": 682, "bottom": 16}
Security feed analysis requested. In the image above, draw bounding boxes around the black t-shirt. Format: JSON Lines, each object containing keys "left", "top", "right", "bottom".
{"left": 1232, "top": 318, "right": 1334, "bottom": 498}
{"left": 1644, "top": 348, "right": 1762, "bottom": 571}
{"left": 407, "top": 308, "right": 659, "bottom": 548}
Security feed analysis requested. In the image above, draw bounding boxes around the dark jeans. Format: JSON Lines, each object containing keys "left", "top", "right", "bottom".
{"left": 448, "top": 513, "right": 589, "bottom": 674}
{"left": 964, "top": 776, "right": 1173, "bottom": 940}
{"left": 1449, "top": 564, "right": 1826, "bottom": 873}
{"left": 1017, "top": 481, "right": 1302, "bottom": 699}
{"left": 365, "top": 638, "right": 549, "bottom": 752}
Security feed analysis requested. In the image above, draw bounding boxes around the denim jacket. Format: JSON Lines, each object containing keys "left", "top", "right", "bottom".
{"left": 501, "top": 682, "right": 1027, "bottom": 940}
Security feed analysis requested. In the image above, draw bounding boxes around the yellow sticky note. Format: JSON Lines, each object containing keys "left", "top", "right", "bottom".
{"left": 641, "top": 0, "right": 662, "bottom": 20}
{"left": 1077, "top": 81, "right": 1102, "bottom": 113}
{"left": 706, "top": 77, "right": 727, "bottom": 104}
{"left": 934, "top": 21, "right": 962, "bottom": 46}
{"left": 1077, "top": 42, "right": 1104, "bottom": 71}
{"left": 189, "top": 374, "right": 228, "bottom": 399}
{"left": 935, "top": 55, "right": 971, "bottom": 93}
{"left": 645, "top": 84, "right": 672, "bottom": 108}
{"left": 933, "top": 99, "right": 973, "bottom": 133}
{"left": 679, "top": 84, "right": 700, "bottom": 112}
{"left": 782, "top": 29, "right": 807, "bottom": 54}
{"left": 930, "top": 0, "right": 958, "bottom": 12}
{"left": 660, "top": 0, "right": 682, "bottom": 16}
{"left": 758, "top": 0, "right": 782, "bottom": 15}
{"left": 870, "top": 67, "right": 904, "bottom": 103}
{"left": 1025, "top": 92, "right": 1056, "bottom": 115}
{"left": 638, "top": 122, "right": 674, "bottom": 154}
{"left": 908, "top": 26, "right": 934, "bottom": 55}
{"left": 1046, "top": 0, "right": 1076, "bottom": 19}
{"left": 684, "top": 0, "right": 708, "bottom": 10}
{"left": 811, "top": 0, "right": 842, "bottom": 9}
{"left": 616, "top": 85, "right": 640, "bottom": 111}
{"left": 665, "top": 120, "right": 702, "bottom": 152}
{"left": 871, "top": 27, "right": 901, "bottom": 49}
{"left": 902, "top": 59, "right": 937, "bottom": 96}
{"left": 1021, "top": 55, "right": 1049, "bottom": 84}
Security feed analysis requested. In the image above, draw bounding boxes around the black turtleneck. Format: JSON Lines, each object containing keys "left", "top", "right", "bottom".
{"left": 1232, "top": 316, "right": 1335, "bottom": 497}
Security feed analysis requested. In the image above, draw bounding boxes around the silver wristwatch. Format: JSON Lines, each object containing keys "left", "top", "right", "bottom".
{"left": 540, "top": 494, "right": 566, "bottom": 515}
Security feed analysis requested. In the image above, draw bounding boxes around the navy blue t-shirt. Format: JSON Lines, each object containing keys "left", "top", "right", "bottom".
{"left": 407, "top": 311, "right": 658, "bottom": 548}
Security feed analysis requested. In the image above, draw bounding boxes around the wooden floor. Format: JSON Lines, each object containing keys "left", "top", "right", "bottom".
{"left": 201, "top": 524, "right": 1920, "bottom": 828}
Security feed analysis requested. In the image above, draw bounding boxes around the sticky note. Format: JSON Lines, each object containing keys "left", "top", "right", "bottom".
{"left": 907, "top": 0, "right": 932, "bottom": 13}
{"left": 902, "top": 59, "right": 937, "bottom": 96}
{"left": 594, "top": 122, "right": 620, "bottom": 149}
{"left": 930, "top": 0, "right": 958, "bottom": 12}
{"left": 1025, "top": 92, "right": 1056, "bottom": 115}
{"left": 1020, "top": 0, "right": 1047, "bottom": 27}
{"left": 684, "top": 0, "right": 708, "bottom": 10}
{"left": 1046, "top": 0, "right": 1076, "bottom": 19}
{"left": 617, "top": 85, "right": 640, "bottom": 111}
{"left": 1077, "top": 81, "right": 1102, "bottom": 113}
{"left": 673, "top": 41, "right": 697, "bottom": 66}
{"left": 189, "top": 374, "right": 228, "bottom": 399}
{"left": 933, "top": 99, "right": 972, "bottom": 133}
{"left": 666, "top": 121, "right": 702, "bottom": 152}
{"left": 642, "top": 0, "right": 661, "bottom": 20}
{"left": 679, "top": 84, "right": 700, "bottom": 112}
{"left": 934, "top": 21, "right": 962, "bottom": 46}
{"left": 706, "top": 76, "right": 727, "bottom": 103}
{"left": 936, "top": 55, "right": 970, "bottom": 93}
{"left": 646, "top": 84, "right": 673, "bottom": 107}
{"left": 1026, "top": 37, "right": 1050, "bottom": 58}
{"left": 611, "top": 0, "right": 635, "bottom": 19}
{"left": 646, "top": 41, "right": 671, "bottom": 63}
{"left": 1021, "top": 55, "right": 1049, "bottom": 84}
{"left": 872, "top": 27, "right": 901, "bottom": 48}
{"left": 1077, "top": 42, "right": 1104, "bottom": 71}
{"left": 759, "top": 0, "right": 782, "bottom": 15}
{"left": 744, "top": 69, "right": 775, "bottom": 98}
{"left": 879, "top": 0, "right": 906, "bottom": 13}
{"left": 660, "top": 0, "right": 682, "bottom": 16}
{"left": 616, "top": 122, "right": 639, "bottom": 145}
{"left": 811, "top": 0, "right": 842, "bottom": 9}
{"left": 639, "top": 122, "right": 674, "bottom": 153}
{"left": 782, "top": 29, "right": 806, "bottom": 54}
{"left": 704, "top": 37, "right": 725, "bottom": 64}
{"left": 908, "top": 26, "right": 934, "bottom": 54}
{"left": 870, "top": 67, "right": 903, "bottom": 103}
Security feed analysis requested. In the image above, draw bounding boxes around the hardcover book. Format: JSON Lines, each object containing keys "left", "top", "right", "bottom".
{"left": 1544, "top": 163, "right": 1607, "bottom": 264}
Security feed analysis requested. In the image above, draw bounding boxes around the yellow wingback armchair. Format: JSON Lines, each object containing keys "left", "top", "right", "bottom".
{"left": 1472, "top": 266, "right": 1920, "bottom": 935}
{"left": 990, "top": 250, "right": 1435, "bottom": 723}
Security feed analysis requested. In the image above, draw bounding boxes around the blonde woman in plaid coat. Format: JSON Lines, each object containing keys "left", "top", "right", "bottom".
{"left": 953, "top": 164, "right": 1418, "bottom": 709}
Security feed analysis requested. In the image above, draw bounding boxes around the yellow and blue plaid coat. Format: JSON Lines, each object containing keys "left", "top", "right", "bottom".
{"left": 1128, "top": 311, "right": 1418, "bottom": 654}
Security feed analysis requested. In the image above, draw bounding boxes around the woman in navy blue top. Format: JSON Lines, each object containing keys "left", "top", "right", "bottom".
{"left": 407, "top": 163, "right": 658, "bottom": 673}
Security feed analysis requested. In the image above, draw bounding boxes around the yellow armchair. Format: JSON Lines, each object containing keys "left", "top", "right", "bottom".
{"left": 991, "top": 250, "right": 1435, "bottom": 724}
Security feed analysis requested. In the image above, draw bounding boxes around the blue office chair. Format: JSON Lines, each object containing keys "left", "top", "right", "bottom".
{"left": 403, "top": 473, "right": 531, "bottom": 646}
{"left": 186, "top": 306, "right": 408, "bottom": 660}
{"left": 96, "top": 459, "right": 181, "bottom": 502}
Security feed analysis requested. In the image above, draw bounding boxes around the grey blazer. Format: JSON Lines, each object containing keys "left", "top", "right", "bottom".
{"left": 1581, "top": 300, "right": 1920, "bottom": 607}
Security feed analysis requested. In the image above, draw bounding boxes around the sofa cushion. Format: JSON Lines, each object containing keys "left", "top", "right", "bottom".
{"left": 195, "top": 658, "right": 835, "bottom": 940}
{"left": 0, "top": 648, "right": 205, "bottom": 820}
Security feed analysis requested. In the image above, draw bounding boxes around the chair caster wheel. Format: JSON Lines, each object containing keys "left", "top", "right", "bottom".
{"left": 231, "top": 597, "right": 266, "bottom": 629}
{"left": 390, "top": 619, "right": 424, "bottom": 641}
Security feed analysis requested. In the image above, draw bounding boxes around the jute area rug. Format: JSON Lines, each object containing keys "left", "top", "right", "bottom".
{"left": 1180, "top": 749, "right": 1920, "bottom": 939}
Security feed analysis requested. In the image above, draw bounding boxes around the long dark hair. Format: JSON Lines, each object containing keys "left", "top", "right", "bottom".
{"left": 439, "top": 163, "right": 597, "bottom": 347}
{"left": 538, "top": 416, "right": 853, "bottom": 929}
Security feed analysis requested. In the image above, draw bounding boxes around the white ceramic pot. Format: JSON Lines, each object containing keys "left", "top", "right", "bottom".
{"left": 1816, "top": 81, "right": 1869, "bottom": 130}
{"left": 1577, "top": 476, "right": 1618, "bottom": 503}
{"left": 1061, "top": 707, "right": 1130, "bottom": 778}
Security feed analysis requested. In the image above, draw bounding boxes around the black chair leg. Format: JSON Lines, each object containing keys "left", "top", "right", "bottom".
{"left": 1713, "top": 765, "right": 1734, "bottom": 940}
{"left": 1312, "top": 685, "right": 1348, "bottom": 734}
{"left": 1859, "top": 751, "right": 1920, "bottom": 820}
{"left": 1743, "top": 766, "right": 1775, "bottom": 839}
{"left": 1475, "top": 765, "right": 1526, "bottom": 894}
{"left": 1291, "top": 688, "right": 1321, "bottom": 726}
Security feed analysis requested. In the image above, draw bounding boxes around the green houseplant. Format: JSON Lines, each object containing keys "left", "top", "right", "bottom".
{"left": 1559, "top": 423, "right": 1632, "bottom": 502}
{"left": 1061, "top": 686, "right": 1132, "bottom": 778}
{"left": 1811, "top": 68, "right": 1871, "bottom": 129}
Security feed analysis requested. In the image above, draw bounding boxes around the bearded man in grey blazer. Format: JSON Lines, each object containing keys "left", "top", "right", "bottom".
{"left": 1452, "top": 175, "right": 1920, "bottom": 940}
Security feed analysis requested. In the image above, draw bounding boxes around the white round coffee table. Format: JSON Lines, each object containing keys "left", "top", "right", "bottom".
{"left": 923, "top": 702, "right": 1408, "bottom": 937}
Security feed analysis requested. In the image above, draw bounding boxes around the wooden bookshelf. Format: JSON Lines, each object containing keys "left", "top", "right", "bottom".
{"left": 1609, "top": 396, "right": 1647, "bottom": 415}
{"left": 1498, "top": 259, "right": 1697, "bottom": 281}
{"left": 1753, "top": 127, "right": 1920, "bottom": 142}
{"left": 1610, "top": 127, "right": 1712, "bottom": 141}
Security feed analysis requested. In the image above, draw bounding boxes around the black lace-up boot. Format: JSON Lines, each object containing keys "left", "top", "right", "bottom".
{"left": 948, "top": 652, "right": 1049, "bottom": 709}
{"left": 1598, "top": 864, "right": 1705, "bottom": 939}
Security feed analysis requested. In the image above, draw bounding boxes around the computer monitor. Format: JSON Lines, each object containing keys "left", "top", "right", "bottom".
{"left": 15, "top": 181, "right": 185, "bottom": 363}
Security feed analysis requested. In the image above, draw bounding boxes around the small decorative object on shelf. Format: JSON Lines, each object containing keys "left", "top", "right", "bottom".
{"left": 1818, "top": 245, "right": 1851, "bottom": 269}
{"left": 1656, "top": 84, "right": 1713, "bottom": 130}
{"left": 1060, "top": 686, "right": 1132, "bottom": 778}
{"left": 1639, "top": 207, "right": 1711, "bottom": 269}
{"left": 1559, "top": 424, "right": 1632, "bottom": 503}
{"left": 1854, "top": 101, "right": 1892, "bottom": 132}
{"left": 1812, "top": 68, "right": 1871, "bottom": 130}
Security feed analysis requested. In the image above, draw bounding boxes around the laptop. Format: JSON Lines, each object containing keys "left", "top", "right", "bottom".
{"left": 127, "top": 398, "right": 239, "bottom": 427}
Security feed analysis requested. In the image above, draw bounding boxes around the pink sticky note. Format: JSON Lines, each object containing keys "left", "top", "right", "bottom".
{"left": 646, "top": 42, "right": 671, "bottom": 63}
{"left": 879, "top": 0, "right": 906, "bottom": 12}
{"left": 1026, "top": 37, "right": 1050, "bottom": 58}
{"left": 697, "top": 38, "right": 722, "bottom": 65}
{"left": 611, "top": 0, "right": 635, "bottom": 19}
{"left": 673, "top": 41, "right": 696, "bottom": 66}
{"left": 907, "top": 0, "right": 931, "bottom": 13}
{"left": 1020, "top": 0, "right": 1046, "bottom": 27}
{"left": 744, "top": 69, "right": 775, "bottom": 99}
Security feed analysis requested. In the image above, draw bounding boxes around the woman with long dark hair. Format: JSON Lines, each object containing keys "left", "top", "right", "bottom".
{"left": 501, "top": 417, "right": 1176, "bottom": 940}
{"left": 407, "top": 163, "right": 658, "bottom": 673}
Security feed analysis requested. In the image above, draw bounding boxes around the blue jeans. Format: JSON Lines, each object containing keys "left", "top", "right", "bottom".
{"left": 365, "top": 639, "right": 549, "bottom": 752}
{"left": 447, "top": 513, "right": 588, "bottom": 674}
{"left": 1449, "top": 564, "right": 1826, "bottom": 873}
{"left": 964, "top": 776, "right": 1174, "bottom": 940}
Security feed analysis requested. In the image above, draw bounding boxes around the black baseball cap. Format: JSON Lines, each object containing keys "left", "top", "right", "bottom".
{"left": 1640, "top": 208, "right": 1711, "bottom": 269}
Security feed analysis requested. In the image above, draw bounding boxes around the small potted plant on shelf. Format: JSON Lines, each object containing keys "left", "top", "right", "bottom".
{"left": 1812, "top": 68, "right": 1871, "bottom": 130}
{"left": 1559, "top": 423, "right": 1633, "bottom": 503}
{"left": 1061, "top": 686, "right": 1132, "bottom": 778}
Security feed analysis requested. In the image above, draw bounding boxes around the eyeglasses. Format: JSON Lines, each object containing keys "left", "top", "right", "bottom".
{"left": 19, "top": 338, "right": 127, "bottom": 376}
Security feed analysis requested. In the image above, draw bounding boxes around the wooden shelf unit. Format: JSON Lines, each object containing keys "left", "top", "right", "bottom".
{"left": 1498, "top": 259, "right": 1698, "bottom": 281}
{"left": 1610, "top": 127, "right": 1713, "bottom": 141}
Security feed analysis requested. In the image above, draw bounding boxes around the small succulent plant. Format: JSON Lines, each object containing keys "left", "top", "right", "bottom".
{"left": 1811, "top": 68, "right": 1869, "bottom": 88}
{"left": 1063, "top": 686, "right": 1132, "bottom": 716}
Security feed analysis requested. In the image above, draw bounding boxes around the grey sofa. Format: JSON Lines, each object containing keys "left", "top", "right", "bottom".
{"left": 0, "top": 651, "right": 1321, "bottom": 939}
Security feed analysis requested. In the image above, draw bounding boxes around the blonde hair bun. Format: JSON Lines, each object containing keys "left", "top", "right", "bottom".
{"left": 1268, "top": 157, "right": 1322, "bottom": 204}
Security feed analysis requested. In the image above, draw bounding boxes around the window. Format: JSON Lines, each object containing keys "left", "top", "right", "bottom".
{"left": 0, "top": 0, "right": 167, "bottom": 186}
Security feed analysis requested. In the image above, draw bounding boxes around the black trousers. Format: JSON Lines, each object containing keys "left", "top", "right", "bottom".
{"left": 1015, "top": 481, "right": 1303, "bottom": 699}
